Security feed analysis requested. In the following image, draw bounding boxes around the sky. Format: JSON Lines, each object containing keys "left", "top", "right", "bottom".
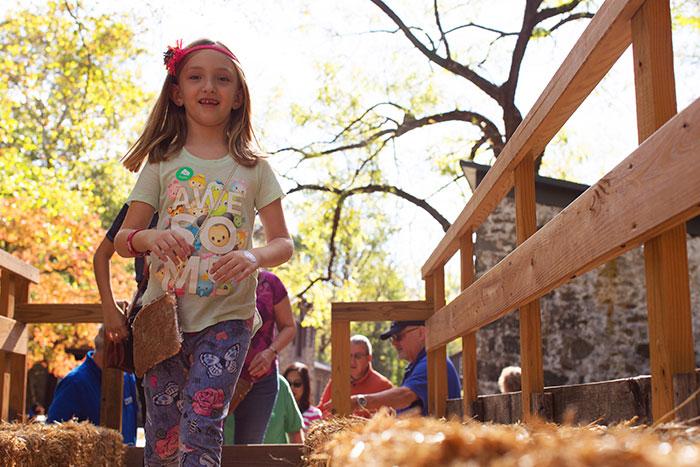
{"left": 12, "top": 0, "right": 700, "bottom": 296}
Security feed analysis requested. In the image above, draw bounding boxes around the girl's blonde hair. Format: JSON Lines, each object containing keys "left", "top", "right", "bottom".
{"left": 122, "top": 39, "right": 259, "bottom": 172}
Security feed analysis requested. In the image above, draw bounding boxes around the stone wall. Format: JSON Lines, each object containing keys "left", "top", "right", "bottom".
{"left": 471, "top": 196, "right": 700, "bottom": 395}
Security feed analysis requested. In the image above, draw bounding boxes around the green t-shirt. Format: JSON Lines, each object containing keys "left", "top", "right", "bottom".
{"left": 127, "top": 148, "right": 284, "bottom": 332}
{"left": 263, "top": 374, "right": 304, "bottom": 444}
{"left": 222, "top": 373, "right": 303, "bottom": 445}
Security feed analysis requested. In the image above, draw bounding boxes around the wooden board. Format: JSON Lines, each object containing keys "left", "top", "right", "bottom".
{"left": 422, "top": 0, "right": 645, "bottom": 278}
{"left": 330, "top": 301, "right": 432, "bottom": 322}
{"left": 0, "top": 316, "right": 27, "bottom": 354}
{"left": 446, "top": 375, "right": 656, "bottom": 425}
{"left": 460, "top": 232, "right": 478, "bottom": 418}
{"left": 125, "top": 445, "right": 305, "bottom": 466}
{"left": 330, "top": 319, "right": 351, "bottom": 416}
{"left": 631, "top": 0, "right": 695, "bottom": 423}
{"left": 14, "top": 303, "right": 105, "bottom": 323}
{"left": 426, "top": 99, "right": 700, "bottom": 350}
{"left": 100, "top": 367, "right": 123, "bottom": 433}
{"left": 0, "top": 250, "right": 39, "bottom": 284}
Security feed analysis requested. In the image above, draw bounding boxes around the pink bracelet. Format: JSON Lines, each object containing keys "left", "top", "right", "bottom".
{"left": 126, "top": 229, "right": 149, "bottom": 257}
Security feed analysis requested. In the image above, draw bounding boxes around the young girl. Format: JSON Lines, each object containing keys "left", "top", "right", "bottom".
{"left": 284, "top": 362, "right": 322, "bottom": 431}
{"left": 114, "top": 38, "right": 293, "bottom": 466}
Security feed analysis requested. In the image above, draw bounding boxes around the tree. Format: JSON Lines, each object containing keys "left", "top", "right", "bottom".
{"left": 0, "top": 1, "right": 149, "bottom": 376}
{"left": 275, "top": 0, "right": 598, "bottom": 317}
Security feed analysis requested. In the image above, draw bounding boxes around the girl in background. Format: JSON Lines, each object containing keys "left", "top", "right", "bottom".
{"left": 284, "top": 362, "right": 322, "bottom": 431}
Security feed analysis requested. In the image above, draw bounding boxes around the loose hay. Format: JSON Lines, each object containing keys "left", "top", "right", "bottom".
{"left": 306, "top": 410, "right": 700, "bottom": 466}
{"left": 0, "top": 420, "right": 126, "bottom": 466}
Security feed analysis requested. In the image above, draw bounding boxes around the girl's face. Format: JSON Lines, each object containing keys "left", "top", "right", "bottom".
{"left": 286, "top": 370, "right": 303, "bottom": 403}
{"left": 171, "top": 49, "right": 242, "bottom": 134}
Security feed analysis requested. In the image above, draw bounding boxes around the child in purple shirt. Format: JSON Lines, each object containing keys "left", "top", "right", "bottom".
{"left": 227, "top": 270, "right": 296, "bottom": 444}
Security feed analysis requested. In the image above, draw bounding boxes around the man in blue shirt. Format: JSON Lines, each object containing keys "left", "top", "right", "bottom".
{"left": 336, "top": 320, "right": 460, "bottom": 416}
{"left": 48, "top": 325, "right": 138, "bottom": 444}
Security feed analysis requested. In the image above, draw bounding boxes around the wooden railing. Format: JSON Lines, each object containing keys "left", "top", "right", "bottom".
{"left": 0, "top": 249, "right": 125, "bottom": 431}
{"left": 331, "top": 0, "right": 699, "bottom": 422}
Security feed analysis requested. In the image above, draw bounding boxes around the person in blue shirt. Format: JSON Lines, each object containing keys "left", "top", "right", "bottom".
{"left": 325, "top": 320, "right": 460, "bottom": 416}
{"left": 47, "top": 325, "right": 138, "bottom": 444}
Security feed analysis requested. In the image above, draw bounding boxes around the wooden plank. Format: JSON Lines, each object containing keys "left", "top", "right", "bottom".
{"left": 330, "top": 301, "right": 433, "bottom": 322}
{"left": 644, "top": 225, "right": 695, "bottom": 421}
{"left": 673, "top": 372, "right": 700, "bottom": 422}
{"left": 1, "top": 357, "right": 9, "bottom": 421}
{"left": 0, "top": 272, "right": 16, "bottom": 318}
{"left": 514, "top": 158, "right": 544, "bottom": 421}
{"left": 460, "top": 233, "right": 478, "bottom": 419}
{"left": 125, "top": 445, "right": 305, "bottom": 467}
{"left": 0, "top": 315, "right": 27, "bottom": 354}
{"left": 0, "top": 250, "right": 39, "bottom": 284}
{"left": 426, "top": 99, "right": 700, "bottom": 350}
{"left": 9, "top": 352, "right": 27, "bottom": 421}
{"left": 631, "top": 0, "right": 694, "bottom": 424}
{"left": 14, "top": 303, "right": 105, "bottom": 323}
{"left": 331, "top": 319, "right": 351, "bottom": 416}
{"left": 421, "top": 0, "right": 645, "bottom": 278}
{"left": 100, "top": 367, "right": 123, "bottom": 434}
{"left": 427, "top": 269, "right": 447, "bottom": 417}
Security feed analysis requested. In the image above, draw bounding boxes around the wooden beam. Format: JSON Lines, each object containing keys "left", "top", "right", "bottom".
{"left": 8, "top": 352, "right": 27, "bottom": 421}
{"left": 330, "top": 301, "right": 433, "bottom": 322}
{"left": 14, "top": 303, "right": 105, "bottom": 323}
{"left": 331, "top": 318, "right": 351, "bottom": 416}
{"left": 0, "top": 272, "right": 16, "bottom": 319}
{"left": 0, "top": 316, "right": 27, "bottom": 354}
{"left": 514, "top": 158, "right": 544, "bottom": 421}
{"left": 126, "top": 445, "right": 305, "bottom": 467}
{"left": 426, "top": 99, "right": 700, "bottom": 350}
{"left": 631, "top": 0, "right": 695, "bottom": 423}
{"left": 100, "top": 367, "right": 123, "bottom": 434}
{"left": 460, "top": 233, "right": 478, "bottom": 419}
{"left": 0, "top": 250, "right": 39, "bottom": 284}
{"left": 427, "top": 269, "right": 447, "bottom": 417}
{"left": 421, "top": 0, "right": 644, "bottom": 278}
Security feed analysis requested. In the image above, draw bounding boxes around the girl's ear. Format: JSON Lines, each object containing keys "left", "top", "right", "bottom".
{"left": 232, "top": 89, "right": 243, "bottom": 110}
{"left": 171, "top": 84, "right": 184, "bottom": 107}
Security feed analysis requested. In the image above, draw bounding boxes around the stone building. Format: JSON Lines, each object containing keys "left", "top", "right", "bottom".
{"left": 454, "top": 161, "right": 700, "bottom": 395}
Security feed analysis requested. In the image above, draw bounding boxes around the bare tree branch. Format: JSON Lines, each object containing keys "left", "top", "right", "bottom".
{"left": 433, "top": 0, "right": 451, "bottom": 58}
{"left": 370, "top": 0, "right": 501, "bottom": 101}
{"left": 536, "top": 0, "right": 584, "bottom": 22}
{"left": 549, "top": 11, "right": 595, "bottom": 33}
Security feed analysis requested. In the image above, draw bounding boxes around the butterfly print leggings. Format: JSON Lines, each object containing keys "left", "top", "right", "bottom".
{"left": 142, "top": 319, "right": 251, "bottom": 467}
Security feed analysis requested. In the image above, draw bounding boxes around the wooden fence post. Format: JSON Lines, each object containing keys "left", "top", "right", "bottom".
{"left": 331, "top": 316, "right": 351, "bottom": 416}
{"left": 427, "top": 268, "right": 447, "bottom": 417}
{"left": 0, "top": 271, "right": 29, "bottom": 421}
{"left": 514, "top": 157, "right": 544, "bottom": 421}
{"left": 632, "top": 0, "right": 695, "bottom": 422}
{"left": 460, "top": 232, "right": 478, "bottom": 419}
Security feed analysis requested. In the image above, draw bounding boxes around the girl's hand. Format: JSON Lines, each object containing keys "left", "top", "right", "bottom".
{"left": 147, "top": 230, "right": 193, "bottom": 264}
{"left": 103, "top": 301, "right": 129, "bottom": 342}
{"left": 209, "top": 250, "right": 258, "bottom": 284}
{"left": 248, "top": 348, "right": 275, "bottom": 379}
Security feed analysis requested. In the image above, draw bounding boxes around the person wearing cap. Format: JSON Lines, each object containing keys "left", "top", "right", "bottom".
{"left": 321, "top": 320, "right": 460, "bottom": 416}
{"left": 317, "top": 334, "right": 394, "bottom": 418}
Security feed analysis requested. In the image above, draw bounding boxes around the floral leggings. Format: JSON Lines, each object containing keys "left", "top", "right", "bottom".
{"left": 143, "top": 319, "right": 251, "bottom": 466}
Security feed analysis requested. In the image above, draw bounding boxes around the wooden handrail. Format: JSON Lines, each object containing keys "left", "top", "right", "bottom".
{"left": 13, "top": 303, "right": 118, "bottom": 323}
{"left": 426, "top": 98, "right": 700, "bottom": 350}
{"left": 421, "top": 0, "right": 645, "bottom": 279}
{"left": 0, "top": 249, "right": 39, "bottom": 284}
{"left": 331, "top": 300, "right": 433, "bottom": 321}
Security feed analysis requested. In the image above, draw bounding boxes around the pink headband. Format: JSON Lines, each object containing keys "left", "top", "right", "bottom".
{"left": 163, "top": 39, "right": 239, "bottom": 76}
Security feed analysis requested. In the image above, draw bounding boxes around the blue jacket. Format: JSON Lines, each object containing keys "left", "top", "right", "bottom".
{"left": 399, "top": 348, "right": 461, "bottom": 416}
{"left": 47, "top": 351, "right": 137, "bottom": 444}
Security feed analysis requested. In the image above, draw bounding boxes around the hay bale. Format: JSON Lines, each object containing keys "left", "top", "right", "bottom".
{"left": 307, "top": 410, "right": 700, "bottom": 466}
{"left": 0, "top": 420, "right": 126, "bottom": 466}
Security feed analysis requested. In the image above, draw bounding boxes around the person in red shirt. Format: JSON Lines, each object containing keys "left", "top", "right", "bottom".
{"left": 318, "top": 335, "right": 393, "bottom": 418}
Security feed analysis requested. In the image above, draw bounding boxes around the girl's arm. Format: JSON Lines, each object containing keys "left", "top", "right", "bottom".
{"left": 93, "top": 237, "right": 128, "bottom": 342}
{"left": 210, "top": 198, "right": 294, "bottom": 283}
{"left": 247, "top": 296, "right": 297, "bottom": 379}
{"left": 114, "top": 201, "right": 191, "bottom": 262}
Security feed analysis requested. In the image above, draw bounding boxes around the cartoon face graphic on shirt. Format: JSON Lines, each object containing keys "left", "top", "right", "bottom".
{"left": 199, "top": 214, "right": 237, "bottom": 255}
{"left": 208, "top": 224, "right": 230, "bottom": 247}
